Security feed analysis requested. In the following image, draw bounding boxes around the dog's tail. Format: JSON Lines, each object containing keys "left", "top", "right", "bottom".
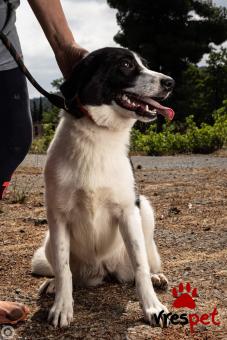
{"left": 31, "top": 245, "right": 54, "bottom": 277}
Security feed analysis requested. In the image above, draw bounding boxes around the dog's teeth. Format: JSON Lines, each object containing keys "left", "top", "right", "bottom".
{"left": 145, "top": 105, "right": 149, "bottom": 111}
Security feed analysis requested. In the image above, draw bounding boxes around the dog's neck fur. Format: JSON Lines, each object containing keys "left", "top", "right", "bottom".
{"left": 56, "top": 108, "right": 135, "bottom": 160}
{"left": 47, "top": 109, "right": 135, "bottom": 191}
{"left": 85, "top": 104, "right": 136, "bottom": 131}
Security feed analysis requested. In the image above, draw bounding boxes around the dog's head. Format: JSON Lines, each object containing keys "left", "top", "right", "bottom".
{"left": 61, "top": 47, "right": 175, "bottom": 128}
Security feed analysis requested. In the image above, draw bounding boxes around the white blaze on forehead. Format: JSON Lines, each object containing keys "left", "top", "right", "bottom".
{"left": 132, "top": 52, "right": 164, "bottom": 78}
{"left": 124, "top": 52, "right": 163, "bottom": 97}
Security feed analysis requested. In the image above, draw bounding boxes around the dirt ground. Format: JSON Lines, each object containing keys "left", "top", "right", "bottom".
{"left": 0, "top": 153, "right": 227, "bottom": 340}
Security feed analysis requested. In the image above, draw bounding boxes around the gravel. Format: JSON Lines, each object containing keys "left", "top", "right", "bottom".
{"left": 22, "top": 153, "right": 227, "bottom": 171}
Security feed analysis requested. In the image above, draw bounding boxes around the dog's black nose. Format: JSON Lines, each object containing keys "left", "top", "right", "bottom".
{"left": 160, "top": 77, "right": 175, "bottom": 91}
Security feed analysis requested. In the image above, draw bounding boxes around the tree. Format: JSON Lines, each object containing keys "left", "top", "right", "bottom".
{"left": 42, "top": 106, "right": 59, "bottom": 126}
{"left": 180, "top": 47, "right": 227, "bottom": 124}
{"left": 51, "top": 78, "right": 64, "bottom": 91}
{"left": 38, "top": 97, "right": 43, "bottom": 122}
{"left": 31, "top": 100, "right": 38, "bottom": 122}
{"left": 41, "top": 79, "right": 63, "bottom": 127}
{"left": 107, "top": 0, "right": 227, "bottom": 122}
{"left": 205, "top": 47, "right": 227, "bottom": 113}
{"left": 108, "top": 0, "right": 227, "bottom": 76}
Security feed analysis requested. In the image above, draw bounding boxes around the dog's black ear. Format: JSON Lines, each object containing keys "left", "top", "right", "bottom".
{"left": 60, "top": 54, "right": 99, "bottom": 101}
{"left": 60, "top": 61, "right": 83, "bottom": 100}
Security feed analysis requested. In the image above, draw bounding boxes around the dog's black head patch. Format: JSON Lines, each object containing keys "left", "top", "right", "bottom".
{"left": 60, "top": 47, "right": 141, "bottom": 108}
{"left": 60, "top": 47, "right": 175, "bottom": 122}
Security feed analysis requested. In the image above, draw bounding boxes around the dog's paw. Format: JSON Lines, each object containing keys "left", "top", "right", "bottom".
{"left": 48, "top": 295, "right": 74, "bottom": 328}
{"left": 151, "top": 273, "right": 168, "bottom": 291}
{"left": 144, "top": 302, "right": 169, "bottom": 327}
{"left": 39, "top": 279, "right": 56, "bottom": 295}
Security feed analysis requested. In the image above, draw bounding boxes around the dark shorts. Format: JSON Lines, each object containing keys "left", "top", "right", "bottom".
{"left": 0, "top": 67, "right": 32, "bottom": 197}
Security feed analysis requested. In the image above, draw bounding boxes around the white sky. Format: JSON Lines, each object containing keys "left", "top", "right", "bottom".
{"left": 16, "top": 0, "right": 227, "bottom": 98}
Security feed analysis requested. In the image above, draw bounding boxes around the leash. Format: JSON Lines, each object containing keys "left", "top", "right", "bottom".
{"left": 0, "top": 3, "right": 86, "bottom": 118}
{"left": 0, "top": 30, "right": 68, "bottom": 110}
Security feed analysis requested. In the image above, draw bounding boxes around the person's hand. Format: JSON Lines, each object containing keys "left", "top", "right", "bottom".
{"left": 55, "top": 43, "right": 88, "bottom": 79}
{"left": 0, "top": 301, "right": 30, "bottom": 324}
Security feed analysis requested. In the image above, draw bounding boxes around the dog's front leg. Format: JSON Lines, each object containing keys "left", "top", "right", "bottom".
{"left": 47, "top": 210, "right": 73, "bottom": 328}
{"left": 119, "top": 206, "right": 168, "bottom": 327}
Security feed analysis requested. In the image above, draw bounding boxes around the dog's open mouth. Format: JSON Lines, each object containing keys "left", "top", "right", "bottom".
{"left": 115, "top": 92, "right": 175, "bottom": 120}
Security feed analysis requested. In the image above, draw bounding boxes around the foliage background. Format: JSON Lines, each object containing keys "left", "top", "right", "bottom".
{"left": 30, "top": 0, "right": 227, "bottom": 155}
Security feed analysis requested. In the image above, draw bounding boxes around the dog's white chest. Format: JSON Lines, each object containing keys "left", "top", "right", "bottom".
{"left": 45, "top": 117, "right": 135, "bottom": 261}
{"left": 69, "top": 187, "right": 124, "bottom": 261}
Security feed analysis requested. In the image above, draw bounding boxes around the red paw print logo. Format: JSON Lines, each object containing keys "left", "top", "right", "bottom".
{"left": 172, "top": 282, "right": 198, "bottom": 309}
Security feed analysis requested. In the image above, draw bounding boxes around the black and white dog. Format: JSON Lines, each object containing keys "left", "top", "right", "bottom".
{"left": 32, "top": 47, "right": 175, "bottom": 328}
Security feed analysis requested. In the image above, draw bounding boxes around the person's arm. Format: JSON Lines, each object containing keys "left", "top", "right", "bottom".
{"left": 27, "top": 0, "right": 88, "bottom": 78}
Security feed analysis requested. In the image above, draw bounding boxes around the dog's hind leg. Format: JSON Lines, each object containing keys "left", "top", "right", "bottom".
{"left": 140, "top": 195, "right": 168, "bottom": 290}
{"left": 69, "top": 253, "right": 106, "bottom": 287}
{"left": 103, "top": 245, "right": 134, "bottom": 283}
{"left": 104, "top": 196, "right": 168, "bottom": 291}
{"left": 31, "top": 233, "right": 54, "bottom": 277}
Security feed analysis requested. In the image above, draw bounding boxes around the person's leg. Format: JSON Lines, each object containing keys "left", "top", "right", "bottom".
{"left": 0, "top": 68, "right": 32, "bottom": 320}
{"left": 0, "top": 67, "right": 32, "bottom": 199}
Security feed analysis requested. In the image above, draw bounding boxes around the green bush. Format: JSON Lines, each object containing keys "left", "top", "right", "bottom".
{"left": 30, "top": 123, "right": 55, "bottom": 154}
{"left": 131, "top": 102, "right": 227, "bottom": 155}
{"left": 30, "top": 102, "right": 227, "bottom": 155}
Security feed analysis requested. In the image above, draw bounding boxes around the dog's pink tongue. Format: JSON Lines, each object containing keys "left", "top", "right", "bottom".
{"left": 145, "top": 97, "right": 175, "bottom": 121}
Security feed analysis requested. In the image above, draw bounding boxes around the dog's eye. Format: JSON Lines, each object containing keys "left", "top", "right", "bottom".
{"left": 120, "top": 60, "right": 134, "bottom": 70}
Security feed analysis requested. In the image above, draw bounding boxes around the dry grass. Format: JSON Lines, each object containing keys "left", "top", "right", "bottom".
{"left": 0, "top": 156, "right": 226, "bottom": 339}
